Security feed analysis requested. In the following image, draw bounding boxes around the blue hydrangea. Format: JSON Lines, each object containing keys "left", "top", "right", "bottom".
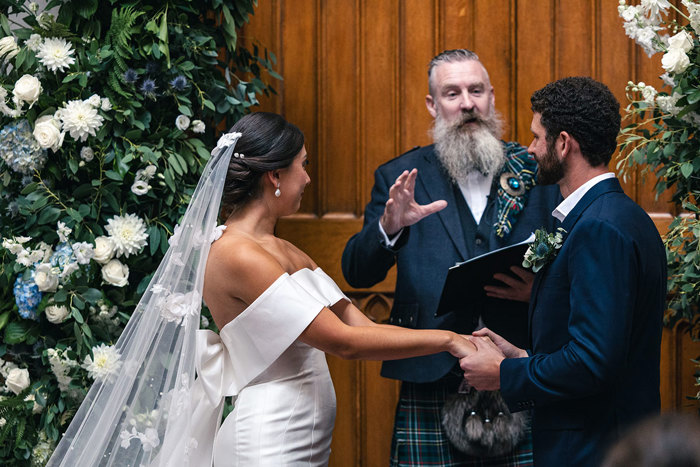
{"left": 14, "top": 273, "right": 42, "bottom": 320}
{"left": 51, "top": 242, "right": 75, "bottom": 269}
{"left": 169, "top": 75, "right": 188, "bottom": 92}
{"left": 0, "top": 120, "right": 48, "bottom": 175}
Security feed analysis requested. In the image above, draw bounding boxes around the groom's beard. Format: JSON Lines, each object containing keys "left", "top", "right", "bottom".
{"left": 432, "top": 108, "right": 506, "bottom": 183}
{"left": 536, "top": 139, "right": 565, "bottom": 185}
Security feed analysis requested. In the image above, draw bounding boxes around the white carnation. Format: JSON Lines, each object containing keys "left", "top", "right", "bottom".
{"left": 36, "top": 37, "right": 75, "bottom": 73}
{"left": 175, "top": 114, "right": 190, "bottom": 131}
{"left": 13, "top": 75, "right": 42, "bottom": 108}
{"left": 33, "top": 115, "right": 64, "bottom": 152}
{"left": 101, "top": 259, "right": 129, "bottom": 287}
{"left": 72, "top": 242, "right": 94, "bottom": 264}
{"left": 25, "top": 34, "right": 42, "bottom": 52}
{"left": 60, "top": 99, "right": 105, "bottom": 142}
{"left": 87, "top": 94, "right": 101, "bottom": 107}
{"left": 191, "top": 119, "right": 205, "bottom": 134}
{"left": 45, "top": 304, "right": 70, "bottom": 324}
{"left": 82, "top": 343, "right": 122, "bottom": 382}
{"left": 662, "top": 47, "right": 691, "bottom": 74}
{"left": 100, "top": 97, "right": 112, "bottom": 111}
{"left": 93, "top": 236, "right": 116, "bottom": 264}
{"left": 34, "top": 263, "right": 59, "bottom": 292}
{"left": 105, "top": 213, "right": 149, "bottom": 257}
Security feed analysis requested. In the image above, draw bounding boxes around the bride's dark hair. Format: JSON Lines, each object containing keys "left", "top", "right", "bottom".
{"left": 221, "top": 112, "right": 305, "bottom": 218}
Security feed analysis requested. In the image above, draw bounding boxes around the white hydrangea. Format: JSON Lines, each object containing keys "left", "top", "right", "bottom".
{"left": 59, "top": 98, "right": 105, "bottom": 142}
{"left": 57, "top": 221, "right": 72, "bottom": 242}
{"left": 36, "top": 37, "right": 75, "bottom": 72}
{"left": 72, "top": 242, "right": 94, "bottom": 264}
{"left": 82, "top": 343, "right": 122, "bottom": 382}
{"left": 105, "top": 213, "right": 149, "bottom": 257}
{"left": 656, "top": 93, "right": 682, "bottom": 115}
{"left": 31, "top": 431, "right": 54, "bottom": 466}
{"left": 46, "top": 347, "right": 78, "bottom": 393}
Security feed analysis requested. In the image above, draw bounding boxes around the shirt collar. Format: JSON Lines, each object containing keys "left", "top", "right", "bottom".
{"left": 552, "top": 172, "right": 616, "bottom": 222}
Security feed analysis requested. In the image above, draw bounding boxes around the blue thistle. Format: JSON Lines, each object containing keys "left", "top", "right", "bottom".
{"left": 123, "top": 68, "right": 138, "bottom": 83}
{"left": 535, "top": 242, "right": 551, "bottom": 257}
{"left": 169, "top": 75, "right": 188, "bottom": 92}
{"left": 139, "top": 79, "right": 158, "bottom": 99}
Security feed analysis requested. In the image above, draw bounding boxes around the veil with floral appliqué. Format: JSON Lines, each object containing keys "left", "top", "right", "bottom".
{"left": 47, "top": 132, "right": 240, "bottom": 467}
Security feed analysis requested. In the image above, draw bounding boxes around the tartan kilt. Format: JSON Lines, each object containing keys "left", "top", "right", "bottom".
{"left": 390, "top": 373, "right": 533, "bottom": 467}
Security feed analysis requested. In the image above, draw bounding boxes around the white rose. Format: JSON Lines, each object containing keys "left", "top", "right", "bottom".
{"left": 13, "top": 75, "right": 42, "bottom": 107}
{"left": 80, "top": 146, "right": 94, "bottom": 162}
{"left": 45, "top": 304, "right": 70, "bottom": 324}
{"left": 33, "top": 115, "right": 63, "bottom": 151}
{"left": 100, "top": 97, "right": 112, "bottom": 111}
{"left": 661, "top": 47, "right": 691, "bottom": 74}
{"left": 0, "top": 36, "right": 19, "bottom": 60}
{"left": 34, "top": 263, "right": 59, "bottom": 292}
{"left": 667, "top": 30, "right": 693, "bottom": 53}
{"left": 93, "top": 236, "right": 116, "bottom": 264}
{"left": 5, "top": 368, "right": 30, "bottom": 395}
{"left": 191, "top": 119, "right": 205, "bottom": 134}
{"left": 175, "top": 114, "right": 190, "bottom": 131}
{"left": 87, "top": 94, "right": 101, "bottom": 107}
{"left": 102, "top": 259, "right": 129, "bottom": 287}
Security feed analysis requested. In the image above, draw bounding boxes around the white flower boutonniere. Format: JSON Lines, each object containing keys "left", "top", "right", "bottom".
{"left": 522, "top": 227, "right": 566, "bottom": 272}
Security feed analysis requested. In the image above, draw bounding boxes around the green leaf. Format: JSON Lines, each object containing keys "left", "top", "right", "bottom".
{"left": 0, "top": 311, "right": 10, "bottom": 332}
{"left": 203, "top": 99, "right": 216, "bottom": 111}
{"left": 681, "top": 162, "right": 693, "bottom": 179}
{"left": 105, "top": 170, "right": 123, "bottom": 181}
{"left": 83, "top": 288, "right": 102, "bottom": 303}
{"left": 72, "top": 307, "right": 84, "bottom": 324}
{"left": 37, "top": 207, "right": 62, "bottom": 225}
{"left": 148, "top": 226, "right": 161, "bottom": 256}
{"left": 178, "top": 105, "right": 192, "bottom": 117}
{"left": 4, "top": 321, "right": 34, "bottom": 344}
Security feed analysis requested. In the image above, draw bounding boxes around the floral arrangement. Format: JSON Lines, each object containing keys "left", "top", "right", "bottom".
{"left": 522, "top": 227, "right": 566, "bottom": 273}
{"left": 616, "top": 1, "right": 700, "bottom": 399}
{"left": 0, "top": 0, "right": 277, "bottom": 464}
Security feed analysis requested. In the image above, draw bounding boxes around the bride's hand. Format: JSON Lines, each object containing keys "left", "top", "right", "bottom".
{"left": 449, "top": 333, "right": 477, "bottom": 358}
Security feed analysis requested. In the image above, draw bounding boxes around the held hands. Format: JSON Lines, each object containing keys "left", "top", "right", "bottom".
{"left": 449, "top": 333, "right": 478, "bottom": 359}
{"left": 484, "top": 266, "right": 535, "bottom": 303}
{"left": 458, "top": 328, "right": 526, "bottom": 391}
{"left": 380, "top": 169, "right": 447, "bottom": 236}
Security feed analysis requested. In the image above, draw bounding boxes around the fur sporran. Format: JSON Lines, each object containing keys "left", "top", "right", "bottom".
{"left": 441, "top": 383, "right": 528, "bottom": 457}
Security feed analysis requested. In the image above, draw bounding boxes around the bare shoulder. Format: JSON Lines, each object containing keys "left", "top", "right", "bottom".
{"left": 278, "top": 237, "right": 319, "bottom": 270}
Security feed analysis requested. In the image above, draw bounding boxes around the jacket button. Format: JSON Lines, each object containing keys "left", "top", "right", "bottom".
{"left": 475, "top": 238, "right": 483, "bottom": 245}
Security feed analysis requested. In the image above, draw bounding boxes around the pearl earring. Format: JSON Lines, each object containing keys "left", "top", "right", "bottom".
{"left": 274, "top": 183, "right": 281, "bottom": 198}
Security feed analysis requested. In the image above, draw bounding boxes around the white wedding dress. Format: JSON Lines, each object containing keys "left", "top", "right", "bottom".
{"left": 171, "top": 267, "right": 344, "bottom": 466}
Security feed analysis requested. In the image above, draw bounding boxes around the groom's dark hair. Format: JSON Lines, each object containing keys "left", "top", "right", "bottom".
{"left": 531, "top": 77, "right": 620, "bottom": 167}
{"left": 221, "top": 112, "right": 305, "bottom": 218}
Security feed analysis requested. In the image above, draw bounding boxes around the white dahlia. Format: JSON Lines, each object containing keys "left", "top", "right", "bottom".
{"left": 60, "top": 99, "right": 104, "bottom": 142}
{"left": 36, "top": 37, "right": 75, "bottom": 73}
{"left": 82, "top": 343, "right": 122, "bottom": 382}
{"left": 105, "top": 213, "right": 149, "bottom": 257}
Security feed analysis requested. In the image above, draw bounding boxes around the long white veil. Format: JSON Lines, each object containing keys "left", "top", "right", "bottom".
{"left": 47, "top": 132, "right": 240, "bottom": 467}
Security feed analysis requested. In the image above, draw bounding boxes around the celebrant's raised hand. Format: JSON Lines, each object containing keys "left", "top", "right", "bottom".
{"left": 484, "top": 266, "right": 535, "bottom": 303}
{"left": 380, "top": 168, "right": 447, "bottom": 236}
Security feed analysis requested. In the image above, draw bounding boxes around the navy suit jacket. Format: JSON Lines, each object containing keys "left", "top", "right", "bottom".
{"left": 342, "top": 144, "right": 560, "bottom": 383}
{"left": 500, "top": 178, "right": 666, "bottom": 467}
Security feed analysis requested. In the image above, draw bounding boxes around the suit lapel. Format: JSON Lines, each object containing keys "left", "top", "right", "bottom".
{"left": 417, "top": 150, "right": 469, "bottom": 259}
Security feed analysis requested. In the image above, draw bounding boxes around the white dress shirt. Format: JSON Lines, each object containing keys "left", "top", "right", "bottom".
{"left": 552, "top": 172, "right": 615, "bottom": 222}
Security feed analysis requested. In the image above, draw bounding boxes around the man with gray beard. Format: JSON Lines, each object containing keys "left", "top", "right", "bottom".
{"left": 342, "top": 49, "right": 560, "bottom": 466}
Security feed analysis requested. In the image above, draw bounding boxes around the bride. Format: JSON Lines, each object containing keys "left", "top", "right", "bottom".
{"left": 48, "top": 112, "right": 475, "bottom": 466}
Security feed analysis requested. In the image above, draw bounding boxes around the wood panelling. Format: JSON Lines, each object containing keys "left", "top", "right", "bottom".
{"left": 244, "top": 2, "right": 697, "bottom": 465}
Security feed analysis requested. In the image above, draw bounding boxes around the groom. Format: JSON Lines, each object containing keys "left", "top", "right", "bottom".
{"left": 460, "top": 77, "right": 667, "bottom": 467}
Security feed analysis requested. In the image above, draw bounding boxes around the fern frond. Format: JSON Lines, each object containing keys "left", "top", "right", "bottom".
{"left": 108, "top": 5, "right": 144, "bottom": 50}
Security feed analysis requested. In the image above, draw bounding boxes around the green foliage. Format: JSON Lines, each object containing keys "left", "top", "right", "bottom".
{"left": 0, "top": 0, "right": 278, "bottom": 463}
{"left": 617, "top": 1, "right": 700, "bottom": 401}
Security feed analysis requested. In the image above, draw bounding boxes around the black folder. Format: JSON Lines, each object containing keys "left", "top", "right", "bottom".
{"left": 435, "top": 237, "right": 533, "bottom": 318}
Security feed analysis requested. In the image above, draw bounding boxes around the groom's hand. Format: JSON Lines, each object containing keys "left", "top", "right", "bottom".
{"left": 472, "top": 327, "right": 527, "bottom": 359}
{"left": 459, "top": 336, "right": 505, "bottom": 391}
{"left": 380, "top": 169, "right": 447, "bottom": 236}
